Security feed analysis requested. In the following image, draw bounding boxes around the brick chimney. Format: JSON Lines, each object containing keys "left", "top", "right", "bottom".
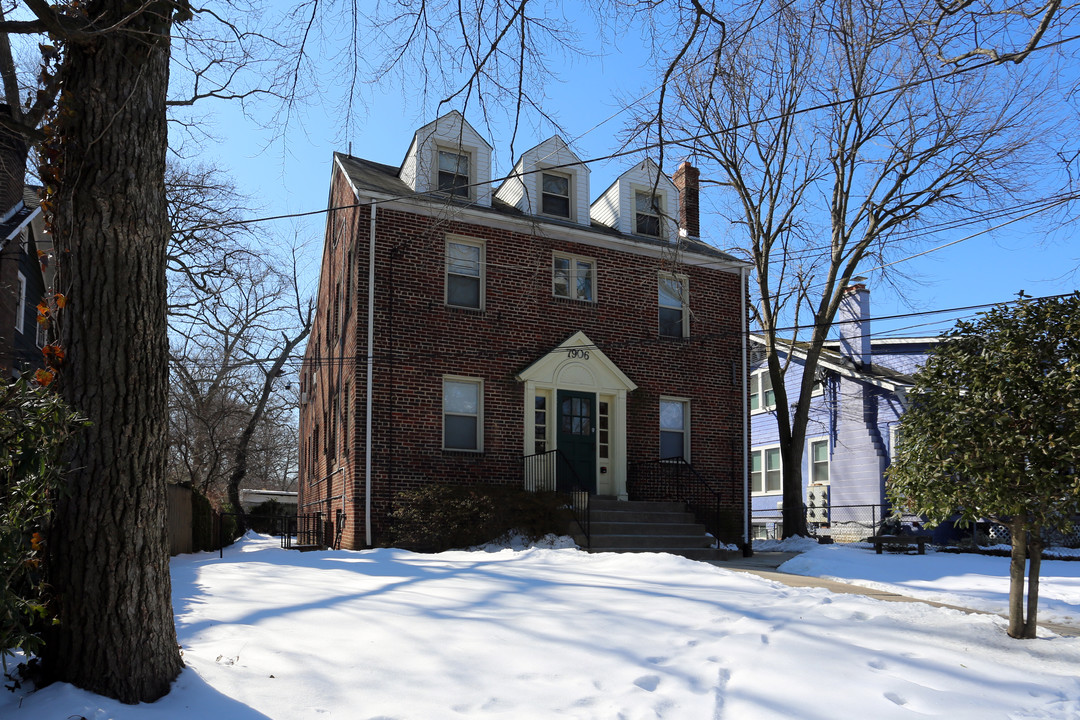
{"left": 838, "top": 283, "right": 871, "bottom": 367}
{"left": 672, "top": 161, "right": 699, "bottom": 240}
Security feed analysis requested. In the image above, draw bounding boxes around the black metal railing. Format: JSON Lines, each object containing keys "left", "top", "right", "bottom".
{"left": 282, "top": 512, "right": 328, "bottom": 550}
{"left": 628, "top": 458, "right": 724, "bottom": 542}
{"left": 521, "top": 448, "right": 591, "bottom": 546}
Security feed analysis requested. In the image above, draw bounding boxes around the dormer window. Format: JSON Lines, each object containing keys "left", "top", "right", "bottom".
{"left": 635, "top": 191, "right": 661, "bottom": 237}
{"left": 438, "top": 149, "right": 471, "bottom": 198}
{"left": 541, "top": 172, "right": 571, "bottom": 218}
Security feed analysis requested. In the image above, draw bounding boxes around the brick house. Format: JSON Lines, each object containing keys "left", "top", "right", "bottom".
{"left": 748, "top": 283, "right": 942, "bottom": 540}
{"left": 298, "top": 112, "right": 751, "bottom": 550}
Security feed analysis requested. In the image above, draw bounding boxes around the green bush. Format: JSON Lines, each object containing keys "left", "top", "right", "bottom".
{"left": 389, "top": 483, "right": 571, "bottom": 552}
{"left": 247, "top": 499, "right": 295, "bottom": 534}
{"left": 0, "top": 379, "right": 86, "bottom": 663}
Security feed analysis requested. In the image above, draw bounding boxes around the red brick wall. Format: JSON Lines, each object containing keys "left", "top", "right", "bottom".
{"left": 300, "top": 163, "right": 747, "bottom": 548}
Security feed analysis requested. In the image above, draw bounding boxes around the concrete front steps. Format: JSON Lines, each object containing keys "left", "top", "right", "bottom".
{"left": 575, "top": 497, "right": 738, "bottom": 561}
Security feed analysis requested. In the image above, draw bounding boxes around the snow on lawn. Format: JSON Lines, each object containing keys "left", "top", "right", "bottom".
{"left": 779, "top": 544, "right": 1080, "bottom": 627}
{"left": 4, "top": 533, "right": 1080, "bottom": 719}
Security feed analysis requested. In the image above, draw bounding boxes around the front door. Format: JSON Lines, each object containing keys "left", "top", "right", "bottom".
{"left": 557, "top": 390, "right": 596, "bottom": 493}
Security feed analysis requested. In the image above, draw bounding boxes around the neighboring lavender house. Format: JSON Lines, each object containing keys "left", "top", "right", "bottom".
{"left": 749, "top": 283, "right": 941, "bottom": 540}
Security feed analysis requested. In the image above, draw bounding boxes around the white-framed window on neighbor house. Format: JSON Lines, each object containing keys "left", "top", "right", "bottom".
{"left": 750, "top": 369, "right": 776, "bottom": 413}
{"left": 552, "top": 253, "right": 595, "bottom": 302}
{"left": 809, "top": 438, "right": 830, "bottom": 484}
{"left": 541, "top": 171, "right": 572, "bottom": 218}
{"left": 659, "top": 397, "right": 689, "bottom": 461}
{"left": 635, "top": 190, "right": 662, "bottom": 237}
{"left": 15, "top": 271, "right": 26, "bottom": 334}
{"left": 437, "top": 148, "right": 471, "bottom": 198}
{"left": 658, "top": 273, "right": 688, "bottom": 338}
{"left": 443, "top": 376, "right": 483, "bottom": 451}
{"left": 751, "top": 445, "right": 782, "bottom": 494}
{"left": 445, "top": 237, "right": 484, "bottom": 309}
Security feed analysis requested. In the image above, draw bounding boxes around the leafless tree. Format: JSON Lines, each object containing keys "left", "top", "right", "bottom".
{"left": 657, "top": 0, "right": 1058, "bottom": 536}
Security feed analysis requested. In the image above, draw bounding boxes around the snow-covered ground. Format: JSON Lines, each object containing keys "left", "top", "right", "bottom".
{"left": 4, "top": 533, "right": 1080, "bottom": 719}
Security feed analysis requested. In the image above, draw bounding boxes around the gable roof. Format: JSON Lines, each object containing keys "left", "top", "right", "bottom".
{"left": 333, "top": 152, "right": 743, "bottom": 266}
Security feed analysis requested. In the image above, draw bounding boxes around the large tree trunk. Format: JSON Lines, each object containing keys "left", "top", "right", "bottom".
{"left": 43, "top": 3, "right": 183, "bottom": 703}
{"left": 1023, "top": 532, "right": 1043, "bottom": 639}
{"left": 1007, "top": 515, "right": 1030, "bottom": 639}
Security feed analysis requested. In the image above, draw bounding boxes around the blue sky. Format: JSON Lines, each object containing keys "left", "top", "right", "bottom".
{"left": 184, "top": 5, "right": 1079, "bottom": 341}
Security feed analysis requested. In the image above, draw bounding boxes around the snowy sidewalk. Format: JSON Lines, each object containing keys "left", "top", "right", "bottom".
{"left": 716, "top": 549, "right": 1080, "bottom": 637}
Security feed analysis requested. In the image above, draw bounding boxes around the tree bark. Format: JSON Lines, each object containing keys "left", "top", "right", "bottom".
{"left": 43, "top": 3, "right": 183, "bottom": 702}
{"left": 1023, "top": 532, "right": 1043, "bottom": 639}
{"left": 1007, "top": 515, "right": 1029, "bottom": 639}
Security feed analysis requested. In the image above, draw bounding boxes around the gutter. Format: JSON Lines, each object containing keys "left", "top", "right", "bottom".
{"left": 741, "top": 266, "right": 751, "bottom": 556}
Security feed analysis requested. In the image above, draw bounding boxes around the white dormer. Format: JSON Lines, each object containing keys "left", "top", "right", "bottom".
{"left": 590, "top": 158, "right": 679, "bottom": 241}
{"left": 494, "top": 136, "right": 590, "bottom": 226}
{"left": 399, "top": 111, "right": 494, "bottom": 207}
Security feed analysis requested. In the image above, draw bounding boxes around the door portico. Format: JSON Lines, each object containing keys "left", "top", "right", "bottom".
{"left": 516, "top": 331, "right": 638, "bottom": 498}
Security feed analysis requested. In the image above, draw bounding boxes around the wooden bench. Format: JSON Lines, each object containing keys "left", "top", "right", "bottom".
{"left": 870, "top": 534, "right": 931, "bottom": 555}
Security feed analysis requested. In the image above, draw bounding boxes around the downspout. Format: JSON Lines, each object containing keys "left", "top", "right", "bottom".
{"left": 741, "top": 265, "right": 751, "bottom": 556}
{"left": 365, "top": 200, "right": 377, "bottom": 547}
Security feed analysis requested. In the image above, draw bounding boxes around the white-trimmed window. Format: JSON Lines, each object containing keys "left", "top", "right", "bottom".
{"left": 658, "top": 273, "right": 688, "bottom": 338}
{"left": 809, "top": 438, "right": 830, "bottom": 484}
{"left": 15, "top": 271, "right": 26, "bottom": 334}
{"left": 533, "top": 390, "right": 550, "bottom": 454}
{"left": 751, "top": 445, "right": 782, "bottom": 494}
{"left": 443, "top": 377, "right": 483, "bottom": 451}
{"left": 635, "top": 190, "right": 662, "bottom": 236}
{"left": 437, "top": 148, "right": 471, "bottom": 198}
{"left": 541, "top": 172, "right": 571, "bottom": 218}
{"left": 659, "top": 397, "right": 689, "bottom": 460}
{"left": 553, "top": 253, "right": 595, "bottom": 302}
{"left": 446, "top": 238, "right": 484, "bottom": 309}
{"left": 750, "top": 369, "right": 776, "bottom": 413}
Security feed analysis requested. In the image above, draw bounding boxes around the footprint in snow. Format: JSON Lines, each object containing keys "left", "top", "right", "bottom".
{"left": 634, "top": 675, "right": 661, "bottom": 692}
{"left": 885, "top": 692, "right": 907, "bottom": 706}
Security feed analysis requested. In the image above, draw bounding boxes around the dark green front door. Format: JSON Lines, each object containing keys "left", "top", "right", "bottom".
{"left": 557, "top": 390, "right": 596, "bottom": 493}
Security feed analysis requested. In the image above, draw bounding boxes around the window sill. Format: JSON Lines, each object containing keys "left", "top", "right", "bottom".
{"left": 551, "top": 295, "right": 597, "bottom": 306}
{"left": 444, "top": 304, "right": 486, "bottom": 315}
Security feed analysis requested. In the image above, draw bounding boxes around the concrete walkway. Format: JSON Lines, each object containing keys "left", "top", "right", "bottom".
{"left": 709, "top": 552, "right": 1080, "bottom": 638}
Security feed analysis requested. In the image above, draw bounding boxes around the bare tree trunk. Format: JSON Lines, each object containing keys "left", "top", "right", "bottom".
{"left": 1007, "top": 515, "right": 1029, "bottom": 639}
{"left": 43, "top": 4, "right": 183, "bottom": 702}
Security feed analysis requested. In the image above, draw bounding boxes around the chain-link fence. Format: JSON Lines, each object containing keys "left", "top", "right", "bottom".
{"left": 750, "top": 504, "right": 925, "bottom": 549}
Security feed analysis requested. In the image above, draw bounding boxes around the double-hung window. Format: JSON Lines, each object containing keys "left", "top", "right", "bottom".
{"left": 446, "top": 238, "right": 484, "bottom": 309}
{"left": 659, "top": 398, "right": 689, "bottom": 460}
{"left": 750, "top": 369, "right": 776, "bottom": 413}
{"left": 658, "top": 274, "right": 688, "bottom": 338}
{"left": 437, "top": 149, "right": 471, "bottom": 198}
{"left": 541, "top": 172, "right": 571, "bottom": 218}
{"left": 635, "top": 191, "right": 662, "bottom": 237}
{"left": 15, "top": 271, "right": 26, "bottom": 333}
{"left": 810, "top": 439, "right": 830, "bottom": 484}
{"left": 443, "top": 377, "right": 483, "bottom": 451}
{"left": 552, "top": 253, "right": 595, "bottom": 302}
{"left": 751, "top": 446, "right": 782, "bottom": 494}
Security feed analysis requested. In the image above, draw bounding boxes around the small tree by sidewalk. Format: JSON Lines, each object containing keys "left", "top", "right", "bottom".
{"left": 887, "top": 292, "right": 1080, "bottom": 639}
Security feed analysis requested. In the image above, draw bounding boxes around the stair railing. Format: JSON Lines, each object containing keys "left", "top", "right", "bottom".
{"left": 628, "top": 458, "right": 723, "bottom": 543}
{"left": 521, "top": 448, "right": 590, "bottom": 547}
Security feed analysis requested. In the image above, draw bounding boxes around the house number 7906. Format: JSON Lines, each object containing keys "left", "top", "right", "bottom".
{"left": 567, "top": 349, "right": 590, "bottom": 360}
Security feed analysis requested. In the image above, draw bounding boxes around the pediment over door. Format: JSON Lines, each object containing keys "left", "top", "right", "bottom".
{"left": 515, "top": 331, "right": 637, "bottom": 392}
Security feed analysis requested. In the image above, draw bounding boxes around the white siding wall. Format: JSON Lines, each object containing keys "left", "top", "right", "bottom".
{"left": 591, "top": 160, "right": 679, "bottom": 240}
{"left": 494, "top": 159, "right": 527, "bottom": 210}
{"left": 496, "top": 137, "right": 590, "bottom": 225}
{"left": 590, "top": 181, "right": 621, "bottom": 229}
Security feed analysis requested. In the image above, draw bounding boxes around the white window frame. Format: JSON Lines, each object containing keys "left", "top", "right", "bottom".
{"left": 436, "top": 146, "right": 473, "bottom": 199}
{"left": 445, "top": 236, "right": 485, "bottom": 310}
{"left": 443, "top": 376, "right": 484, "bottom": 452}
{"left": 808, "top": 437, "right": 830, "bottom": 485}
{"left": 552, "top": 252, "right": 595, "bottom": 302}
{"left": 658, "top": 272, "right": 689, "bottom": 338}
{"left": 634, "top": 189, "right": 664, "bottom": 237}
{"left": 659, "top": 396, "right": 690, "bottom": 461}
{"left": 750, "top": 445, "right": 783, "bottom": 495}
{"left": 15, "top": 271, "right": 26, "bottom": 334}
{"left": 540, "top": 170, "right": 572, "bottom": 219}
{"left": 750, "top": 369, "right": 777, "bottom": 413}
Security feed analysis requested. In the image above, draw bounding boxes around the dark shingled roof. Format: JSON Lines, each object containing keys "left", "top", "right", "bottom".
{"left": 334, "top": 152, "right": 742, "bottom": 264}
